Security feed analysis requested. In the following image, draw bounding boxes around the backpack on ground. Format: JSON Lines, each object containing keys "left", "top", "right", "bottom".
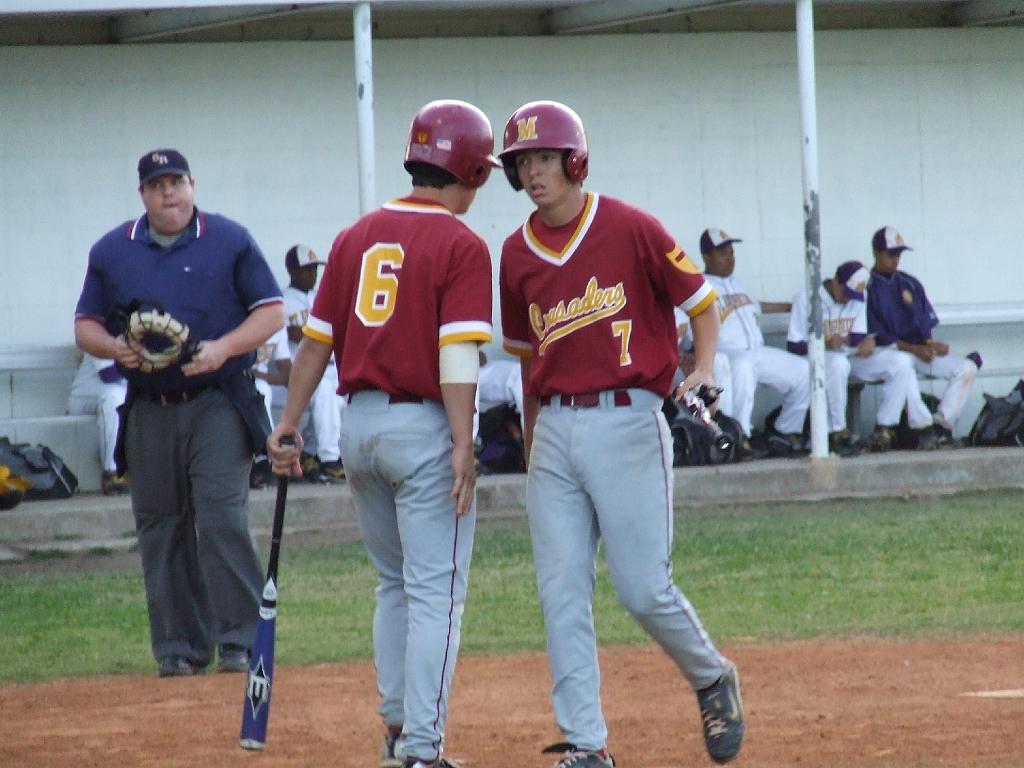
{"left": 0, "top": 437, "right": 79, "bottom": 501}
{"left": 476, "top": 404, "right": 526, "bottom": 474}
{"left": 967, "top": 379, "right": 1024, "bottom": 447}
{"left": 664, "top": 398, "right": 742, "bottom": 467}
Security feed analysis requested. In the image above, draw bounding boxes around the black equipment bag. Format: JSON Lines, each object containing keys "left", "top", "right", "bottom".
{"left": 0, "top": 437, "right": 79, "bottom": 500}
{"left": 476, "top": 404, "right": 526, "bottom": 474}
{"left": 968, "top": 379, "right": 1024, "bottom": 447}
{"left": 664, "top": 398, "right": 742, "bottom": 467}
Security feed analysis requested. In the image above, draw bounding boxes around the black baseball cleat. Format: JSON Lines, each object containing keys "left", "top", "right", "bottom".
{"left": 931, "top": 419, "right": 957, "bottom": 447}
{"left": 914, "top": 426, "right": 941, "bottom": 451}
{"left": 318, "top": 459, "right": 346, "bottom": 483}
{"left": 299, "top": 451, "right": 322, "bottom": 482}
{"left": 158, "top": 655, "right": 206, "bottom": 678}
{"left": 542, "top": 743, "right": 615, "bottom": 768}
{"left": 697, "top": 660, "right": 745, "bottom": 764}
{"left": 870, "top": 425, "right": 895, "bottom": 453}
{"left": 766, "top": 429, "right": 808, "bottom": 458}
{"left": 402, "top": 758, "right": 463, "bottom": 768}
{"left": 217, "top": 644, "right": 250, "bottom": 673}
{"left": 249, "top": 459, "right": 272, "bottom": 490}
{"left": 102, "top": 470, "right": 130, "bottom": 496}
{"left": 381, "top": 728, "right": 404, "bottom": 768}
{"left": 829, "top": 429, "right": 864, "bottom": 457}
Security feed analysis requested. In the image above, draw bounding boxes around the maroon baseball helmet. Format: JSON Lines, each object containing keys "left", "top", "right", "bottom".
{"left": 404, "top": 99, "right": 500, "bottom": 189}
{"left": 499, "top": 100, "right": 589, "bottom": 191}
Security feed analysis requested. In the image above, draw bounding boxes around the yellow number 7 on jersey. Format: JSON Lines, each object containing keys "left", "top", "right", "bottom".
{"left": 356, "top": 243, "right": 405, "bottom": 327}
{"left": 611, "top": 319, "right": 632, "bottom": 366}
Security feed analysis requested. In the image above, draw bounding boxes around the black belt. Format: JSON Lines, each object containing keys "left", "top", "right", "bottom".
{"left": 388, "top": 394, "right": 423, "bottom": 404}
{"left": 137, "top": 383, "right": 215, "bottom": 405}
{"left": 540, "top": 391, "right": 632, "bottom": 408}
{"left": 347, "top": 392, "right": 423, "bottom": 405}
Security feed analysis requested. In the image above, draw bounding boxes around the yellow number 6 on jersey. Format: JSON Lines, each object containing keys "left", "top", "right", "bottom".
{"left": 355, "top": 243, "right": 405, "bottom": 327}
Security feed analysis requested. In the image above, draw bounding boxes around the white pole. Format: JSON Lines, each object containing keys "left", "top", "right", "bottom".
{"left": 353, "top": 2, "right": 376, "bottom": 215}
{"left": 796, "top": 0, "right": 829, "bottom": 459}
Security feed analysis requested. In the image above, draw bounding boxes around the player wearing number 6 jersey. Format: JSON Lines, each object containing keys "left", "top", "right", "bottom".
{"left": 498, "top": 100, "right": 745, "bottom": 767}
{"left": 266, "top": 99, "right": 499, "bottom": 768}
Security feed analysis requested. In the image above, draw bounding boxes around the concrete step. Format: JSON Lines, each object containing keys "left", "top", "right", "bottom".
{"left": 1, "top": 446, "right": 1022, "bottom": 562}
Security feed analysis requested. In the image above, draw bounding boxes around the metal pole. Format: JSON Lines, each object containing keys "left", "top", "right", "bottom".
{"left": 796, "top": 0, "right": 828, "bottom": 459}
{"left": 353, "top": 2, "right": 376, "bottom": 215}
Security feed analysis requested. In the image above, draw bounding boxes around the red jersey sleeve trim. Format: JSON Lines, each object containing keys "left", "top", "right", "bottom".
{"left": 303, "top": 326, "right": 333, "bottom": 345}
{"left": 503, "top": 339, "right": 533, "bottom": 358}
{"left": 681, "top": 286, "right": 718, "bottom": 318}
{"left": 439, "top": 331, "right": 492, "bottom": 347}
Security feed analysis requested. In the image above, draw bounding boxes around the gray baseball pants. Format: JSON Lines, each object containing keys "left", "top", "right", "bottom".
{"left": 125, "top": 388, "right": 263, "bottom": 667}
{"left": 527, "top": 388, "right": 727, "bottom": 750}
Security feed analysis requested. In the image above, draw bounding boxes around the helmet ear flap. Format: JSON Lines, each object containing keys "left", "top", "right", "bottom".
{"left": 502, "top": 159, "right": 524, "bottom": 191}
{"left": 498, "top": 101, "right": 589, "bottom": 191}
{"left": 563, "top": 150, "right": 588, "bottom": 184}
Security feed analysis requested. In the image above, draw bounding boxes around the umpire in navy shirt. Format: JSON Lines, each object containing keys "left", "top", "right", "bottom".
{"left": 74, "top": 149, "right": 286, "bottom": 677}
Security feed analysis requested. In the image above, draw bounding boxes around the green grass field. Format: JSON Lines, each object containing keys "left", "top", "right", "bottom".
{"left": 1, "top": 489, "right": 1021, "bottom": 685}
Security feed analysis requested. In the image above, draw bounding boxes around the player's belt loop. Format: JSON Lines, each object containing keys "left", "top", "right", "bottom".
{"left": 540, "top": 390, "right": 632, "bottom": 409}
{"left": 610, "top": 390, "right": 632, "bottom": 407}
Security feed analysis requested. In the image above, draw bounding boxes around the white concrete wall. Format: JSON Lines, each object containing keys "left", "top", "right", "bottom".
{"left": 1, "top": 29, "right": 1022, "bottom": 394}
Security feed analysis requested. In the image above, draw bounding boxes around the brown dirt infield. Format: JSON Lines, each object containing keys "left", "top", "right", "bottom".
{"left": 2, "top": 637, "right": 1022, "bottom": 768}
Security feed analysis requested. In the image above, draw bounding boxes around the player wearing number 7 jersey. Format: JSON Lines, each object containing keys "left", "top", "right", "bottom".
{"left": 266, "top": 100, "right": 499, "bottom": 768}
{"left": 498, "top": 100, "right": 745, "bottom": 767}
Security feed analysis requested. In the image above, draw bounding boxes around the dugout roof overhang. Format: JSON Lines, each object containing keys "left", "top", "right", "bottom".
{"left": 2, "top": 0, "right": 1023, "bottom": 45}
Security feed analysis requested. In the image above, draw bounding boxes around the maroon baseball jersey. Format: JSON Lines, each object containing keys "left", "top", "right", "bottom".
{"left": 499, "top": 192, "right": 715, "bottom": 397}
{"left": 306, "top": 196, "right": 493, "bottom": 402}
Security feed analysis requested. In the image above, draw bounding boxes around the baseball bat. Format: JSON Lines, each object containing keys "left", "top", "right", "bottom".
{"left": 680, "top": 385, "right": 733, "bottom": 452}
{"left": 239, "top": 437, "right": 293, "bottom": 751}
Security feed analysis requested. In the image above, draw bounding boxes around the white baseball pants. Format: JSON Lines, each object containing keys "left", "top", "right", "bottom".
{"left": 823, "top": 352, "right": 852, "bottom": 433}
{"left": 914, "top": 353, "right": 978, "bottom": 429}
{"left": 67, "top": 380, "right": 127, "bottom": 473}
{"left": 721, "top": 347, "right": 810, "bottom": 436}
{"left": 254, "top": 377, "right": 274, "bottom": 427}
{"left": 849, "top": 348, "right": 934, "bottom": 430}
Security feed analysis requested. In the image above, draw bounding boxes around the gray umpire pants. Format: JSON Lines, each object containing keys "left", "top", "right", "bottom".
{"left": 125, "top": 388, "right": 263, "bottom": 666}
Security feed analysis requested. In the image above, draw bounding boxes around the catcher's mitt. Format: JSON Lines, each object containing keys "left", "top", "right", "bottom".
{"left": 126, "top": 308, "right": 192, "bottom": 373}
{"left": 0, "top": 464, "right": 30, "bottom": 511}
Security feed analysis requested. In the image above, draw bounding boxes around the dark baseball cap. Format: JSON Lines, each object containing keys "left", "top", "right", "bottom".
{"left": 285, "top": 244, "right": 326, "bottom": 271}
{"left": 835, "top": 260, "right": 869, "bottom": 301}
{"left": 700, "top": 227, "right": 743, "bottom": 255}
{"left": 871, "top": 226, "right": 913, "bottom": 253}
{"left": 138, "top": 149, "right": 190, "bottom": 186}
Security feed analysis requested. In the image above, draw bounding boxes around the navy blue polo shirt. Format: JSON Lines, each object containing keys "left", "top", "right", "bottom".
{"left": 75, "top": 208, "right": 283, "bottom": 394}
